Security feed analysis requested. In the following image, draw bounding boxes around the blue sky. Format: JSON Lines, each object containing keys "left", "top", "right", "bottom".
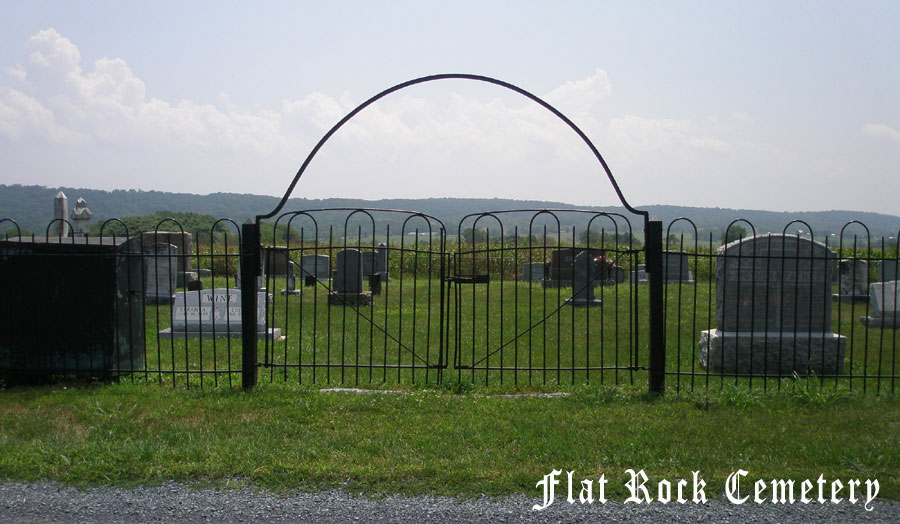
{"left": 1, "top": 1, "right": 898, "bottom": 214}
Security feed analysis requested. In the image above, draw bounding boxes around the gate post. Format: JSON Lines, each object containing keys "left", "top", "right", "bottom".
{"left": 646, "top": 220, "right": 665, "bottom": 395}
{"left": 240, "top": 222, "right": 260, "bottom": 389}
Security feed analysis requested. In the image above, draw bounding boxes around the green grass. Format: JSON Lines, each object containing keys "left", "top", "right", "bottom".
{"left": 135, "top": 275, "right": 900, "bottom": 394}
{"left": 0, "top": 383, "right": 897, "bottom": 499}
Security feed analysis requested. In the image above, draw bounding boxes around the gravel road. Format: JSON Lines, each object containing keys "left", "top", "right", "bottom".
{"left": 1, "top": 482, "right": 898, "bottom": 523}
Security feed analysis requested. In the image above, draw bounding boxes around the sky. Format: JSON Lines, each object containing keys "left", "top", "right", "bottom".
{"left": 0, "top": 0, "right": 898, "bottom": 215}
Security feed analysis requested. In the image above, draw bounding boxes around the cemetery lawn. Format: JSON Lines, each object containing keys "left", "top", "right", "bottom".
{"left": 0, "top": 383, "right": 898, "bottom": 501}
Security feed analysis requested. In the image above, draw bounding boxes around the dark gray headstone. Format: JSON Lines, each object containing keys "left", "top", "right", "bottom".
{"left": 334, "top": 249, "right": 364, "bottom": 294}
{"left": 611, "top": 265, "right": 626, "bottom": 284}
{"left": 548, "top": 247, "right": 605, "bottom": 283}
{"left": 877, "top": 259, "right": 900, "bottom": 283}
{"left": 375, "top": 243, "right": 389, "bottom": 280}
{"left": 264, "top": 247, "right": 292, "bottom": 276}
{"left": 300, "top": 254, "right": 330, "bottom": 282}
{"left": 699, "top": 234, "right": 846, "bottom": 374}
{"left": 145, "top": 243, "right": 178, "bottom": 304}
{"left": 361, "top": 251, "right": 377, "bottom": 276}
{"left": 521, "top": 262, "right": 545, "bottom": 282}
{"left": 663, "top": 252, "right": 693, "bottom": 283}
{"left": 565, "top": 251, "right": 601, "bottom": 307}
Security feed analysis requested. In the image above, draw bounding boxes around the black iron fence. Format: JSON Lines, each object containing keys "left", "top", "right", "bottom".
{"left": 663, "top": 218, "right": 899, "bottom": 394}
{"left": 1, "top": 213, "right": 898, "bottom": 395}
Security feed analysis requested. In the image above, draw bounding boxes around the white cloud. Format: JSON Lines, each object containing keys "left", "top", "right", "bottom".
{"left": 0, "top": 87, "right": 86, "bottom": 143}
{"left": 729, "top": 111, "right": 753, "bottom": 123}
{"left": 6, "top": 29, "right": 891, "bottom": 214}
{"left": 544, "top": 68, "right": 612, "bottom": 115}
{"left": 863, "top": 123, "right": 900, "bottom": 146}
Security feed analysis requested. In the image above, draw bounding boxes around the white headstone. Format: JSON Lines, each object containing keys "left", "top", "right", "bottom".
{"left": 145, "top": 243, "right": 178, "bottom": 304}
{"left": 52, "top": 191, "right": 69, "bottom": 237}
{"left": 70, "top": 197, "right": 92, "bottom": 237}
{"left": 159, "top": 288, "right": 282, "bottom": 339}
{"left": 861, "top": 281, "right": 900, "bottom": 329}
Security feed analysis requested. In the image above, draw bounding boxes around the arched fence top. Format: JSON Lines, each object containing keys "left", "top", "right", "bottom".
{"left": 258, "top": 74, "right": 648, "bottom": 225}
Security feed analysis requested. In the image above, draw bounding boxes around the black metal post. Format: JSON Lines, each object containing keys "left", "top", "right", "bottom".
{"left": 241, "top": 222, "right": 260, "bottom": 389}
{"left": 646, "top": 220, "right": 665, "bottom": 395}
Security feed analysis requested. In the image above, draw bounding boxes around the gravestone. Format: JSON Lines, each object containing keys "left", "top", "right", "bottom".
{"left": 544, "top": 247, "right": 605, "bottom": 288}
{"left": 521, "top": 262, "right": 545, "bottom": 282}
{"left": 52, "top": 191, "right": 68, "bottom": 237}
{"left": 877, "top": 260, "right": 900, "bottom": 283}
{"left": 609, "top": 265, "right": 626, "bottom": 284}
{"left": 300, "top": 254, "right": 330, "bottom": 285}
{"left": 361, "top": 251, "right": 377, "bottom": 278}
{"left": 145, "top": 243, "right": 178, "bottom": 304}
{"left": 70, "top": 197, "right": 92, "bottom": 237}
{"left": 565, "top": 251, "right": 602, "bottom": 307}
{"left": 860, "top": 281, "right": 900, "bottom": 329}
{"left": 330, "top": 249, "right": 372, "bottom": 306}
{"left": 281, "top": 261, "right": 299, "bottom": 296}
{"left": 141, "top": 231, "right": 196, "bottom": 286}
{"left": 234, "top": 262, "right": 266, "bottom": 292}
{"left": 158, "top": 289, "right": 282, "bottom": 340}
{"left": 834, "top": 258, "right": 868, "bottom": 302}
{"left": 375, "top": 243, "right": 389, "bottom": 280}
{"left": 629, "top": 264, "right": 649, "bottom": 284}
{"left": 263, "top": 247, "right": 299, "bottom": 296}
{"left": 663, "top": 252, "right": 694, "bottom": 283}
{"left": 699, "top": 234, "right": 846, "bottom": 375}
{"left": 263, "top": 247, "right": 292, "bottom": 276}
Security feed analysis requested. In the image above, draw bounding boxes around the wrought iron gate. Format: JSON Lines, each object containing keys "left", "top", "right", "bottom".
{"left": 240, "top": 73, "right": 664, "bottom": 393}
{"left": 448, "top": 209, "right": 647, "bottom": 386}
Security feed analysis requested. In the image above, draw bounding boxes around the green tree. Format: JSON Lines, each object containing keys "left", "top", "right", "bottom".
{"left": 721, "top": 225, "right": 748, "bottom": 244}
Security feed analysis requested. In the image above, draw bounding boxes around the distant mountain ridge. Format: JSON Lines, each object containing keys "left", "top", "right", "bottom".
{"left": 2, "top": 184, "right": 899, "bottom": 241}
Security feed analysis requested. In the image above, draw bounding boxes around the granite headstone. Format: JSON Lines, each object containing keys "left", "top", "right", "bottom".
{"left": 861, "top": 281, "right": 900, "bottom": 329}
{"left": 877, "top": 260, "right": 900, "bottom": 283}
{"left": 835, "top": 258, "right": 868, "bottom": 302}
{"left": 158, "top": 288, "right": 282, "bottom": 340}
{"left": 565, "top": 251, "right": 602, "bottom": 307}
{"left": 699, "top": 234, "right": 846, "bottom": 374}
{"left": 145, "top": 243, "right": 178, "bottom": 304}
